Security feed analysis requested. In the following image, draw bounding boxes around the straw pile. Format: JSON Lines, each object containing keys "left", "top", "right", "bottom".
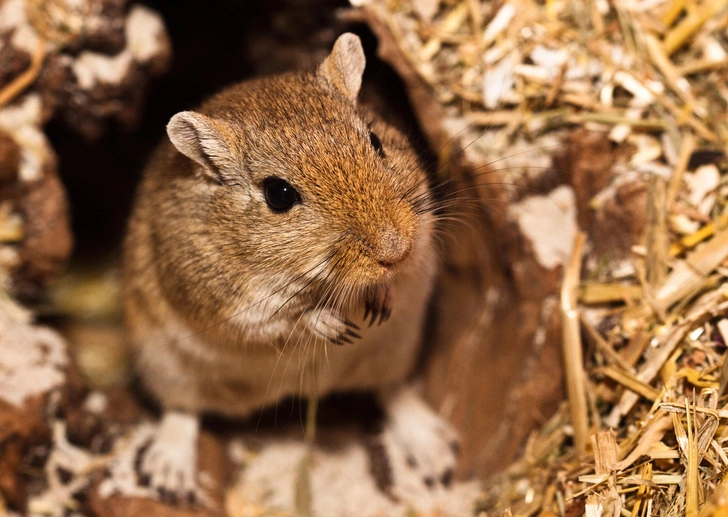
{"left": 479, "top": 225, "right": 728, "bottom": 516}
{"left": 355, "top": 0, "right": 728, "bottom": 171}
{"left": 354, "top": 0, "right": 728, "bottom": 515}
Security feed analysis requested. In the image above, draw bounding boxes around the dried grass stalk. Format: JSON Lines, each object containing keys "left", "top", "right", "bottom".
{"left": 561, "top": 232, "right": 589, "bottom": 454}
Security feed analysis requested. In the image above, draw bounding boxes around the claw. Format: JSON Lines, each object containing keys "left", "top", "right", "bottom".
{"left": 364, "top": 287, "right": 393, "bottom": 327}
{"left": 441, "top": 468, "right": 453, "bottom": 488}
{"left": 378, "top": 307, "right": 390, "bottom": 325}
{"left": 449, "top": 440, "right": 460, "bottom": 455}
{"left": 368, "top": 300, "right": 380, "bottom": 326}
{"left": 369, "top": 308, "right": 379, "bottom": 327}
{"left": 330, "top": 334, "right": 352, "bottom": 346}
{"left": 344, "top": 329, "right": 361, "bottom": 340}
{"left": 365, "top": 300, "right": 381, "bottom": 326}
{"left": 138, "top": 472, "right": 151, "bottom": 487}
{"left": 159, "top": 487, "right": 177, "bottom": 505}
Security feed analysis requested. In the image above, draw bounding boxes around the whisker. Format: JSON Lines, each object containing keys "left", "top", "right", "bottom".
{"left": 269, "top": 250, "right": 348, "bottom": 422}
{"left": 259, "top": 297, "right": 314, "bottom": 432}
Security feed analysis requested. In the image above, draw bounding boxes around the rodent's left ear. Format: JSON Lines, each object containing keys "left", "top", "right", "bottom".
{"left": 317, "top": 33, "right": 366, "bottom": 103}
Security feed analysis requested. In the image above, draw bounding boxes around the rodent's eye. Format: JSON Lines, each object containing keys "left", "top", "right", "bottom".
{"left": 369, "top": 131, "right": 385, "bottom": 158}
{"left": 263, "top": 176, "right": 300, "bottom": 213}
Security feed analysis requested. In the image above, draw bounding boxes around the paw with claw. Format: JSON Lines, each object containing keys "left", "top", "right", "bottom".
{"left": 305, "top": 307, "right": 361, "bottom": 345}
{"left": 364, "top": 285, "right": 393, "bottom": 326}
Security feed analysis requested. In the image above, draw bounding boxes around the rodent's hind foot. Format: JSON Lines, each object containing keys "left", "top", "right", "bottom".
{"left": 380, "top": 386, "right": 459, "bottom": 495}
{"left": 305, "top": 308, "right": 361, "bottom": 345}
{"left": 139, "top": 410, "right": 201, "bottom": 506}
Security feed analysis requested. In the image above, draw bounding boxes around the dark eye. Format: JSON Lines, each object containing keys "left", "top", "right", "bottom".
{"left": 263, "top": 176, "right": 299, "bottom": 212}
{"left": 369, "top": 131, "right": 385, "bottom": 158}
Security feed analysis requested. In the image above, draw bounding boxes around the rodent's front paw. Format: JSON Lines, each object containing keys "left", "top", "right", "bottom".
{"left": 139, "top": 411, "right": 200, "bottom": 505}
{"left": 305, "top": 308, "right": 361, "bottom": 345}
{"left": 364, "top": 286, "right": 393, "bottom": 326}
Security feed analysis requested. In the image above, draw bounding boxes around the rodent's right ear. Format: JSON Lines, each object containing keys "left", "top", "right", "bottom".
{"left": 317, "top": 33, "right": 366, "bottom": 104}
{"left": 167, "top": 111, "right": 233, "bottom": 182}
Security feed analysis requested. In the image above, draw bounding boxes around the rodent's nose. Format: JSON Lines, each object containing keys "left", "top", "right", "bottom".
{"left": 373, "top": 227, "right": 413, "bottom": 267}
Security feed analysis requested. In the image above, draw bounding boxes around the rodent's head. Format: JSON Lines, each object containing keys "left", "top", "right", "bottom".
{"left": 165, "top": 33, "right": 432, "bottom": 313}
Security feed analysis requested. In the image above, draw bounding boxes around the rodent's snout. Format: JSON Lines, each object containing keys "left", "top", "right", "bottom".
{"left": 372, "top": 226, "right": 413, "bottom": 268}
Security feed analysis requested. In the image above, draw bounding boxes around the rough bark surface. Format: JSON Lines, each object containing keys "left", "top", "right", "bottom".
{"left": 0, "top": 0, "right": 171, "bottom": 291}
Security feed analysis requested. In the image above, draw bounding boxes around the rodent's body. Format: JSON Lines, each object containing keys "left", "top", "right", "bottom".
{"left": 123, "top": 41, "right": 436, "bottom": 416}
{"left": 125, "top": 140, "right": 436, "bottom": 414}
{"left": 122, "top": 34, "right": 454, "bottom": 500}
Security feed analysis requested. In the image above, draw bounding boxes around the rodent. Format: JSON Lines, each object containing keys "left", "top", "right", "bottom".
{"left": 122, "top": 33, "right": 457, "bottom": 502}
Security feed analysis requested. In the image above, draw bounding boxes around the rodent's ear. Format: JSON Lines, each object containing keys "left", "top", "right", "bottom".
{"left": 167, "top": 111, "right": 234, "bottom": 182}
{"left": 317, "top": 33, "right": 366, "bottom": 103}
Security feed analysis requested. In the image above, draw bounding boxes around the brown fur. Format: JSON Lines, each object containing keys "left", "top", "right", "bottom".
{"left": 122, "top": 34, "right": 437, "bottom": 418}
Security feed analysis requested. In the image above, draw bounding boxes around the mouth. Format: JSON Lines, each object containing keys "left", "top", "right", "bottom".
{"left": 363, "top": 284, "right": 393, "bottom": 326}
